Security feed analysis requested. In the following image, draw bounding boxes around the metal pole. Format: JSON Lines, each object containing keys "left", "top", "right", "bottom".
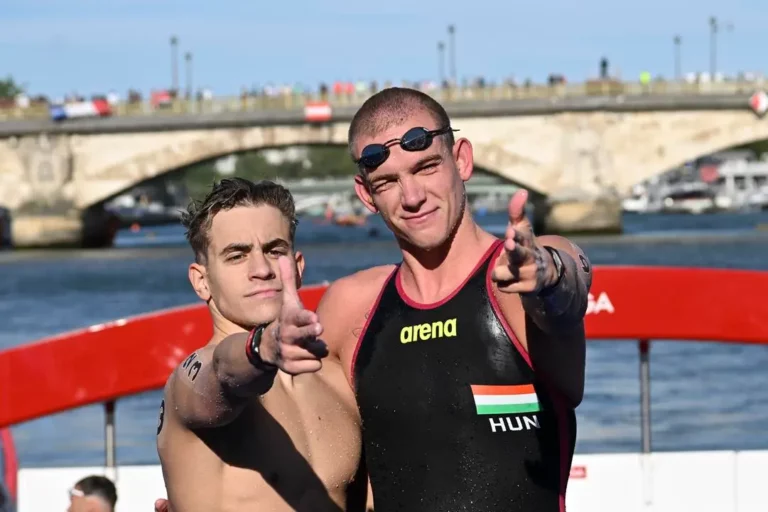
{"left": 447, "top": 25, "right": 456, "bottom": 84}
{"left": 639, "top": 339, "right": 652, "bottom": 453}
{"left": 437, "top": 41, "right": 445, "bottom": 84}
{"left": 105, "top": 401, "right": 117, "bottom": 470}
{"left": 185, "top": 52, "right": 193, "bottom": 100}
{"left": 709, "top": 17, "right": 718, "bottom": 78}
{"left": 673, "top": 35, "right": 681, "bottom": 81}
{"left": 170, "top": 35, "right": 179, "bottom": 93}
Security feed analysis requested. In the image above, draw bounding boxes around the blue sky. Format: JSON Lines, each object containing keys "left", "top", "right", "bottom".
{"left": 2, "top": 0, "right": 766, "bottom": 98}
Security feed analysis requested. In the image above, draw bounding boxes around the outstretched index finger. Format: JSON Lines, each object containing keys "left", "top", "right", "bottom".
{"left": 508, "top": 189, "right": 529, "bottom": 226}
{"left": 278, "top": 255, "right": 302, "bottom": 308}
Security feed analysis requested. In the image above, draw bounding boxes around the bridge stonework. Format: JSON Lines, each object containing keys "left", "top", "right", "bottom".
{"left": 1, "top": 107, "right": 767, "bottom": 247}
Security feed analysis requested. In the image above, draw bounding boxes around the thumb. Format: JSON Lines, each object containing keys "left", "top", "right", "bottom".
{"left": 154, "top": 499, "right": 169, "bottom": 512}
{"left": 508, "top": 189, "right": 529, "bottom": 225}
{"left": 278, "top": 255, "right": 301, "bottom": 307}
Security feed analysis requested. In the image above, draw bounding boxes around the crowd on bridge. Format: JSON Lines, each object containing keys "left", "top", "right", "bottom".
{"left": 4, "top": 75, "right": 528, "bottom": 111}
{"left": 1, "top": 64, "right": 766, "bottom": 115}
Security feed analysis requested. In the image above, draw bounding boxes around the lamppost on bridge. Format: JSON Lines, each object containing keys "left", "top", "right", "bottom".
{"left": 447, "top": 25, "right": 456, "bottom": 84}
{"left": 437, "top": 41, "right": 446, "bottom": 84}
{"left": 709, "top": 17, "right": 718, "bottom": 78}
{"left": 708, "top": 17, "right": 734, "bottom": 79}
{"left": 673, "top": 35, "right": 682, "bottom": 81}
{"left": 185, "top": 52, "right": 193, "bottom": 100}
{"left": 170, "top": 35, "right": 179, "bottom": 94}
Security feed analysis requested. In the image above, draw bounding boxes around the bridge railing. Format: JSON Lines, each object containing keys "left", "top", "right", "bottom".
{"left": 0, "top": 79, "right": 764, "bottom": 121}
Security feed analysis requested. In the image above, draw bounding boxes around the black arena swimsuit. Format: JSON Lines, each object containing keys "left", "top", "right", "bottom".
{"left": 352, "top": 240, "right": 575, "bottom": 512}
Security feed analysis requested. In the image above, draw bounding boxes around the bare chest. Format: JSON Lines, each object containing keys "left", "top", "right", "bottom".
{"left": 203, "top": 373, "right": 362, "bottom": 498}
{"left": 264, "top": 373, "right": 363, "bottom": 490}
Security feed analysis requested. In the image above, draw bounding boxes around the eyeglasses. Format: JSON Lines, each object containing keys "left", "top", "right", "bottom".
{"left": 69, "top": 488, "right": 85, "bottom": 498}
{"left": 356, "top": 126, "right": 458, "bottom": 170}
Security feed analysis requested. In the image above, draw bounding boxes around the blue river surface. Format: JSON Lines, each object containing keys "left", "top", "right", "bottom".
{"left": 1, "top": 211, "right": 767, "bottom": 468}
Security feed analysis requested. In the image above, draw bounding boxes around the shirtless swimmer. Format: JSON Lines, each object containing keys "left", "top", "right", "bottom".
{"left": 155, "top": 178, "right": 369, "bottom": 512}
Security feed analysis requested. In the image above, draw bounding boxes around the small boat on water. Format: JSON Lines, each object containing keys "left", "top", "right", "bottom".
{"left": 1, "top": 267, "right": 767, "bottom": 512}
{"left": 660, "top": 182, "right": 719, "bottom": 215}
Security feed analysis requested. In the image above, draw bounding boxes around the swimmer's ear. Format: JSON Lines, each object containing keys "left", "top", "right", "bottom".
{"left": 354, "top": 174, "right": 378, "bottom": 213}
{"left": 453, "top": 137, "right": 474, "bottom": 183}
{"left": 188, "top": 262, "right": 211, "bottom": 302}
{"left": 293, "top": 251, "right": 305, "bottom": 289}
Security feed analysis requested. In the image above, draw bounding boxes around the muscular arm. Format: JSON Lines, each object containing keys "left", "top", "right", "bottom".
{"left": 507, "top": 235, "right": 592, "bottom": 408}
{"left": 167, "top": 333, "right": 277, "bottom": 429}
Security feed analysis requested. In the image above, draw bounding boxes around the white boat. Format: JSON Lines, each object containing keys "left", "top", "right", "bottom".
{"left": 621, "top": 184, "right": 662, "bottom": 214}
{"left": 660, "top": 182, "right": 718, "bottom": 214}
{"left": 712, "top": 160, "right": 768, "bottom": 212}
{"left": 621, "top": 194, "right": 651, "bottom": 213}
{"left": 1, "top": 267, "right": 767, "bottom": 512}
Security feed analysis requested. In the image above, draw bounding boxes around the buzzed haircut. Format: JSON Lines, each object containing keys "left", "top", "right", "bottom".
{"left": 347, "top": 87, "right": 454, "bottom": 160}
{"left": 181, "top": 177, "right": 298, "bottom": 264}
{"left": 75, "top": 475, "right": 117, "bottom": 510}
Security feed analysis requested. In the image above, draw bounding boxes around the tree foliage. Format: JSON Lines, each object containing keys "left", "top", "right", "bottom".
{"left": 181, "top": 146, "right": 357, "bottom": 199}
{"left": 0, "top": 76, "right": 24, "bottom": 99}
{"left": 738, "top": 139, "right": 768, "bottom": 158}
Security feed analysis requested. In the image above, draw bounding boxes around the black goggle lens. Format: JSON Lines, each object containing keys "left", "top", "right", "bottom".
{"left": 358, "top": 127, "right": 453, "bottom": 170}
{"left": 360, "top": 144, "right": 390, "bottom": 168}
{"left": 400, "top": 127, "right": 431, "bottom": 151}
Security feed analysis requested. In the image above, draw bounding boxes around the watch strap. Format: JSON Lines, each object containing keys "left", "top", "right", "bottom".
{"left": 539, "top": 246, "right": 565, "bottom": 297}
{"left": 245, "top": 326, "right": 278, "bottom": 373}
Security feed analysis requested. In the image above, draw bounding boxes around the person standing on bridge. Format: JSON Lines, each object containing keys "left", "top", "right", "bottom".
{"left": 155, "top": 178, "right": 370, "bottom": 512}
{"left": 310, "top": 87, "right": 593, "bottom": 511}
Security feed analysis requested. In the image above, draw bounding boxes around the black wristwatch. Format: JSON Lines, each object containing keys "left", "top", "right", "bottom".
{"left": 540, "top": 246, "right": 565, "bottom": 296}
{"left": 245, "top": 325, "right": 278, "bottom": 373}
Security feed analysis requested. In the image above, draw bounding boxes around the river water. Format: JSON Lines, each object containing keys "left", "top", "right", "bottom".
{"left": 2, "top": 211, "right": 768, "bottom": 468}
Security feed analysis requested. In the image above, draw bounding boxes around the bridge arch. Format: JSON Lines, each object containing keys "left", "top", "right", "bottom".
{"left": 69, "top": 109, "right": 768, "bottom": 210}
{"left": 437, "top": 110, "right": 768, "bottom": 197}
{"left": 618, "top": 110, "right": 768, "bottom": 189}
{"left": 77, "top": 123, "right": 348, "bottom": 208}
{"left": 76, "top": 122, "right": 523, "bottom": 209}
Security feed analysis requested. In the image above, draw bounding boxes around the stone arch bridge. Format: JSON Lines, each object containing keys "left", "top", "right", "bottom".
{"left": 0, "top": 93, "right": 766, "bottom": 247}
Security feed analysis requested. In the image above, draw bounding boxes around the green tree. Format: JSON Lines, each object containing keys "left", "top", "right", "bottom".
{"left": 179, "top": 145, "right": 360, "bottom": 200}
{"left": 0, "top": 76, "right": 24, "bottom": 99}
{"left": 738, "top": 139, "right": 768, "bottom": 159}
{"left": 183, "top": 160, "right": 220, "bottom": 199}
{"left": 230, "top": 146, "right": 358, "bottom": 180}
{"left": 303, "top": 146, "right": 358, "bottom": 177}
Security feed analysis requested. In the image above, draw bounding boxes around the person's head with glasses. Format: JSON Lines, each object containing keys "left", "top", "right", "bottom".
{"left": 349, "top": 87, "right": 473, "bottom": 254}
{"left": 67, "top": 475, "right": 117, "bottom": 512}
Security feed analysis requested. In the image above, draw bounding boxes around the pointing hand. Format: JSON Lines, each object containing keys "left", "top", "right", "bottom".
{"left": 491, "top": 189, "right": 558, "bottom": 295}
{"left": 258, "top": 256, "right": 327, "bottom": 375}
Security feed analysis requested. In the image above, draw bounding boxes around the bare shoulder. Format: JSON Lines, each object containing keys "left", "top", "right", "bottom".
{"left": 163, "top": 344, "right": 216, "bottom": 409}
{"left": 171, "top": 345, "right": 215, "bottom": 387}
{"left": 317, "top": 265, "right": 396, "bottom": 319}
{"left": 317, "top": 265, "right": 396, "bottom": 364}
{"left": 157, "top": 346, "right": 216, "bottom": 449}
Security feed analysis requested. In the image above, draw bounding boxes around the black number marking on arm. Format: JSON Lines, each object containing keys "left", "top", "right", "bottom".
{"left": 157, "top": 399, "right": 165, "bottom": 435}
